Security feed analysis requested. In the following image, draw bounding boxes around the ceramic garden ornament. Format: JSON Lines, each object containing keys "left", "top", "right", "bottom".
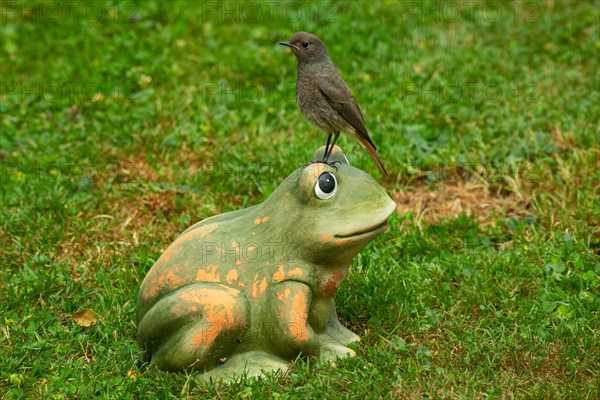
{"left": 136, "top": 147, "right": 396, "bottom": 381}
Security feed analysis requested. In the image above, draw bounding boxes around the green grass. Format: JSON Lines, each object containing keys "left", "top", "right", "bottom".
{"left": 1, "top": 0, "right": 599, "bottom": 398}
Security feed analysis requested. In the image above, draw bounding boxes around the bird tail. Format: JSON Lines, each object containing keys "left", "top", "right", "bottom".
{"left": 361, "top": 138, "right": 388, "bottom": 177}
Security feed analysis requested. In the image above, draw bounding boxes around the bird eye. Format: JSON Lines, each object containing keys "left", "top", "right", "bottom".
{"left": 314, "top": 172, "right": 337, "bottom": 200}
{"left": 302, "top": 42, "right": 309, "bottom": 48}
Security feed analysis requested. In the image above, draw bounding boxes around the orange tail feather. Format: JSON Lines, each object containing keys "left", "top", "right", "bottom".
{"left": 360, "top": 138, "right": 388, "bottom": 177}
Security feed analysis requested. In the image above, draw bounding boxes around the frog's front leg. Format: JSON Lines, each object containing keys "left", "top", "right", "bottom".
{"left": 312, "top": 300, "right": 359, "bottom": 359}
{"left": 266, "top": 281, "right": 322, "bottom": 358}
{"left": 320, "top": 299, "right": 360, "bottom": 346}
{"left": 267, "top": 282, "right": 355, "bottom": 360}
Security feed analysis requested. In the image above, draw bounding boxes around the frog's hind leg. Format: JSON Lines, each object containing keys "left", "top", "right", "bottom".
{"left": 138, "top": 283, "right": 248, "bottom": 372}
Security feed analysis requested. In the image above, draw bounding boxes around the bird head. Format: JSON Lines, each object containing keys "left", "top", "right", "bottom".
{"left": 278, "top": 32, "right": 330, "bottom": 64}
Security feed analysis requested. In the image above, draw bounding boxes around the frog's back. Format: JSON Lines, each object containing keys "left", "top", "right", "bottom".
{"left": 137, "top": 204, "right": 262, "bottom": 322}
{"left": 180, "top": 204, "right": 260, "bottom": 236}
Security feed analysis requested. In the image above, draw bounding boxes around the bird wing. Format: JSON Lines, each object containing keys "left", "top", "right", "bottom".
{"left": 317, "top": 72, "right": 387, "bottom": 176}
{"left": 317, "top": 73, "right": 376, "bottom": 149}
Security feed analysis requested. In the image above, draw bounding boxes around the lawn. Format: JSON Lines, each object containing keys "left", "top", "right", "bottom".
{"left": 1, "top": 0, "right": 599, "bottom": 398}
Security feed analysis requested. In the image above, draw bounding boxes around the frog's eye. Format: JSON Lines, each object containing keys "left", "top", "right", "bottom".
{"left": 315, "top": 172, "right": 337, "bottom": 200}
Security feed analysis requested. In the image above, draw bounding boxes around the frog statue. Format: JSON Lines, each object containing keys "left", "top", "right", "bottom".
{"left": 136, "top": 146, "right": 396, "bottom": 381}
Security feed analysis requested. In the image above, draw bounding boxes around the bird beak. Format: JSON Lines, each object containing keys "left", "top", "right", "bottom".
{"left": 278, "top": 41, "right": 298, "bottom": 50}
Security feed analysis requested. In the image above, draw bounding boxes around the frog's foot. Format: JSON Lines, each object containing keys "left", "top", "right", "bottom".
{"left": 197, "top": 351, "right": 290, "bottom": 383}
{"left": 318, "top": 341, "right": 356, "bottom": 361}
{"left": 323, "top": 321, "right": 360, "bottom": 346}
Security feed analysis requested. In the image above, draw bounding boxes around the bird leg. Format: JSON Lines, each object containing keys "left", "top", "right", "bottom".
{"left": 324, "top": 132, "right": 340, "bottom": 163}
{"left": 323, "top": 133, "right": 333, "bottom": 162}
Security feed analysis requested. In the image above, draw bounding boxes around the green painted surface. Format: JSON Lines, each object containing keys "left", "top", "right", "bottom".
{"left": 136, "top": 147, "right": 396, "bottom": 380}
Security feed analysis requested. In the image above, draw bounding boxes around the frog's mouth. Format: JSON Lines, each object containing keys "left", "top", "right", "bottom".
{"left": 335, "top": 220, "right": 388, "bottom": 240}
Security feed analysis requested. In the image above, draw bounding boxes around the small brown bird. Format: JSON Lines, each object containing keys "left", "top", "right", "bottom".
{"left": 279, "top": 32, "right": 387, "bottom": 176}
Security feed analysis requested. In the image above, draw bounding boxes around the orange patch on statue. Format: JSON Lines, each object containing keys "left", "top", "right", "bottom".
{"left": 320, "top": 234, "right": 334, "bottom": 242}
{"left": 146, "top": 266, "right": 183, "bottom": 297}
{"left": 322, "top": 269, "right": 345, "bottom": 297}
{"left": 259, "top": 277, "right": 267, "bottom": 294}
{"left": 219, "top": 284, "right": 241, "bottom": 297}
{"left": 196, "top": 264, "right": 220, "bottom": 282}
{"left": 252, "top": 275, "right": 268, "bottom": 298}
{"left": 161, "top": 268, "right": 183, "bottom": 290}
{"left": 273, "top": 265, "right": 285, "bottom": 282}
{"left": 172, "top": 223, "right": 219, "bottom": 246}
{"left": 188, "top": 287, "right": 243, "bottom": 350}
{"left": 306, "top": 163, "right": 327, "bottom": 182}
{"left": 141, "top": 282, "right": 159, "bottom": 299}
{"left": 335, "top": 238, "right": 355, "bottom": 246}
{"left": 226, "top": 269, "right": 239, "bottom": 284}
{"left": 288, "top": 291, "right": 309, "bottom": 341}
{"left": 169, "top": 299, "right": 202, "bottom": 318}
{"left": 157, "top": 246, "right": 175, "bottom": 263}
